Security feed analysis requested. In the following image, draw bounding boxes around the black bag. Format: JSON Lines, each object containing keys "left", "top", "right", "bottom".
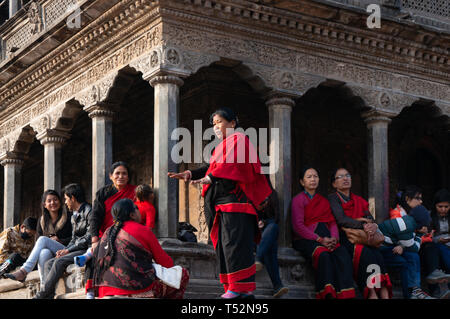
{"left": 178, "top": 222, "right": 198, "bottom": 243}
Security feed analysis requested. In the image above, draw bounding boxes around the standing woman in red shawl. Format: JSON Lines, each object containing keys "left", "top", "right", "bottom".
{"left": 291, "top": 166, "right": 356, "bottom": 299}
{"left": 84, "top": 161, "right": 136, "bottom": 299}
{"left": 168, "top": 108, "right": 272, "bottom": 299}
{"left": 328, "top": 167, "right": 391, "bottom": 299}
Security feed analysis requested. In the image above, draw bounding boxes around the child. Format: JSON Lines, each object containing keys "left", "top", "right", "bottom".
{"left": 74, "top": 248, "right": 94, "bottom": 299}
{"left": 378, "top": 205, "right": 434, "bottom": 299}
{"left": 134, "top": 184, "right": 156, "bottom": 231}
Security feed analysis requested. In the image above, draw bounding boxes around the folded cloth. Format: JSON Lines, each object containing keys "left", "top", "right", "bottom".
{"left": 152, "top": 263, "right": 183, "bottom": 289}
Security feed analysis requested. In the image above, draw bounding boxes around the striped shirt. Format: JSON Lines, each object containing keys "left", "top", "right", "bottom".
{"left": 378, "top": 215, "right": 422, "bottom": 252}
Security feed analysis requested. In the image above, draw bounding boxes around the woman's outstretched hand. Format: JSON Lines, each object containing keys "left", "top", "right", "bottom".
{"left": 168, "top": 171, "right": 191, "bottom": 182}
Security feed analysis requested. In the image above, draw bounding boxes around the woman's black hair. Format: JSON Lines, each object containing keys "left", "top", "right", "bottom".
{"left": 330, "top": 167, "right": 350, "bottom": 185}
{"left": 135, "top": 184, "right": 153, "bottom": 202}
{"left": 431, "top": 188, "right": 450, "bottom": 216}
{"left": 298, "top": 165, "right": 319, "bottom": 188}
{"left": 395, "top": 185, "right": 422, "bottom": 213}
{"left": 94, "top": 198, "right": 137, "bottom": 282}
{"left": 209, "top": 107, "right": 240, "bottom": 128}
{"left": 109, "top": 161, "right": 132, "bottom": 180}
{"left": 41, "top": 189, "right": 63, "bottom": 232}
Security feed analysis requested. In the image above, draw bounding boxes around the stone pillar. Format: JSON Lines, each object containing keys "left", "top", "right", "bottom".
{"left": 38, "top": 130, "right": 70, "bottom": 192}
{"left": 148, "top": 75, "right": 184, "bottom": 239}
{"left": 266, "top": 95, "right": 295, "bottom": 247}
{"left": 86, "top": 106, "right": 115, "bottom": 199}
{"left": 362, "top": 110, "right": 393, "bottom": 223}
{"left": 9, "top": 0, "right": 20, "bottom": 18}
{"left": 1, "top": 156, "right": 24, "bottom": 228}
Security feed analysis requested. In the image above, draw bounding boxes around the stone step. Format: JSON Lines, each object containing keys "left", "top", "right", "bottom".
{"left": 56, "top": 289, "right": 86, "bottom": 299}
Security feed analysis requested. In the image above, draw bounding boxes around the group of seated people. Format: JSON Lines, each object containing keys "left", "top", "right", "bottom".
{"left": 0, "top": 161, "right": 449, "bottom": 300}
{"left": 291, "top": 166, "right": 450, "bottom": 299}
{"left": 0, "top": 161, "right": 189, "bottom": 299}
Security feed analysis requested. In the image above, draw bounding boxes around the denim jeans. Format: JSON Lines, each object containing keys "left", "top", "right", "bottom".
{"left": 380, "top": 246, "right": 421, "bottom": 289}
{"left": 255, "top": 219, "right": 283, "bottom": 290}
{"left": 22, "top": 236, "right": 65, "bottom": 282}
{"left": 437, "top": 243, "right": 450, "bottom": 272}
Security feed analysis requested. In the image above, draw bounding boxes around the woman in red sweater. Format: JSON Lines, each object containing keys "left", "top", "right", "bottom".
{"left": 91, "top": 198, "right": 189, "bottom": 298}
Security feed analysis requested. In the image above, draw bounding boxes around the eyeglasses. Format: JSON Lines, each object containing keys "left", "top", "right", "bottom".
{"left": 413, "top": 197, "right": 423, "bottom": 201}
{"left": 335, "top": 174, "right": 352, "bottom": 180}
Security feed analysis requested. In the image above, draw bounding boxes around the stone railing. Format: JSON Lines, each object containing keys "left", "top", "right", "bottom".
{"left": 313, "top": 0, "right": 450, "bottom": 31}
{"left": 0, "top": 0, "right": 91, "bottom": 64}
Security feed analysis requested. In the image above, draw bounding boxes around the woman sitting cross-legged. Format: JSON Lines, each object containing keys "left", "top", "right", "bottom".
{"left": 91, "top": 198, "right": 189, "bottom": 299}
{"left": 292, "top": 166, "right": 355, "bottom": 299}
{"left": 5, "top": 190, "right": 72, "bottom": 283}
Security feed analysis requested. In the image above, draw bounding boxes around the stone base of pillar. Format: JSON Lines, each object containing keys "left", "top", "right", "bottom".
{"left": 160, "top": 240, "right": 315, "bottom": 298}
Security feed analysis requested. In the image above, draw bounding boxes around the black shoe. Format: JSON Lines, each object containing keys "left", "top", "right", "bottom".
{"left": 0, "top": 261, "right": 13, "bottom": 278}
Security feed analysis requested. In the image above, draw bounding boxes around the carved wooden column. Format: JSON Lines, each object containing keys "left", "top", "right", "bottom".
{"left": 362, "top": 109, "right": 395, "bottom": 223}
{"left": 9, "top": 0, "right": 19, "bottom": 18}
{"left": 37, "top": 129, "right": 70, "bottom": 192}
{"left": 1, "top": 154, "right": 24, "bottom": 228}
{"left": 148, "top": 75, "right": 184, "bottom": 239}
{"left": 85, "top": 105, "right": 115, "bottom": 199}
{"left": 266, "top": 94, "right": 295, "bottom": 247}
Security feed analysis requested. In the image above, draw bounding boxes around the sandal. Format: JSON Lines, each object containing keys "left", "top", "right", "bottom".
{"left": 4, "top": 268, "right": 28, "bottom": 283}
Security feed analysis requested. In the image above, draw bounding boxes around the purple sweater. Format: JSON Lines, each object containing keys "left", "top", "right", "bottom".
{"left": 291, "top": 192, "right": 339, "bottom": 241}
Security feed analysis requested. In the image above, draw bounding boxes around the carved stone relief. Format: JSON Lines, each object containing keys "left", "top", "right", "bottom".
{"left": 75, "top": 72, "right": 118, "bottom": 109}
{"left": 347, "top": 85, "right": 418, "bottom": 114}
{"left": 28, "top": 1, "right": 43, "bottom": 35}
{"left": 243, "top": 62, "right": 324, "bottom": 96}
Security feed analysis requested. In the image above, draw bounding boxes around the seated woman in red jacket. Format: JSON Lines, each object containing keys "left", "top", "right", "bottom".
{"left": 328, "top": 167, "right": 391, "bottom": 299}
{"left": 91, "top": 198, "right": 189, "bottom": 299}
{"left": 292, "top": 166, "right": 355, "bottom": 299}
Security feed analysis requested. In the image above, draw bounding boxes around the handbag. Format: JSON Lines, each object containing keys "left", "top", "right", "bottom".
{"left": 342, "top": 226, "right": 384, "bottom": 248}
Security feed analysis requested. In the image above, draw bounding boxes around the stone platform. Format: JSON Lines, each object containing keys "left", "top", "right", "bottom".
{"left": 0, "top": 240, "right": 406, "bottom": 299}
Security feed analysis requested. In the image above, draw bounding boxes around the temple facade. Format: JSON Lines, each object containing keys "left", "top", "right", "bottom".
{"left": 0, "top": 0, "right": 448, "bottom": 297}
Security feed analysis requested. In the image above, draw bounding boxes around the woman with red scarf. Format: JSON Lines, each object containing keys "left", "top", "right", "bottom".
{"left": 85, "top": 161, "right": 136, "bottom": 299}
{"left": 292, "top": 166, "right": 355, "bottom": 299}
{"left": 328, "top": 167, "right": 391, "bottom": 299}
{"left": 91, "top": 199, "right": 189, "bottom": 299}
{"left": 169, "top": 108, "right": 272, "bottom": 299}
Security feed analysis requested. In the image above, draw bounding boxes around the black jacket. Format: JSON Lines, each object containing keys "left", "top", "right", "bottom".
{"left": 66, "top": 203, "right": 92, "bottom": 253}
{"left": 430, "top": 211, "right": 450, "bottom": 239}
{"left": 89, "top": 184, "right": 118, "bottom": 238}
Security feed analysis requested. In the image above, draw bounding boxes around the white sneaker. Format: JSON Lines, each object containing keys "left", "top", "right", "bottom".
{"left": 426, "top": 269, "right": 450, "bottom": 284}
{"left": 410, "top": 288, "right": 436, "bottom": 299}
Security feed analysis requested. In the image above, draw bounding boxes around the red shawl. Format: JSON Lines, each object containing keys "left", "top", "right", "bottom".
{"left": 304, "top": 193, "right": 336, "bottom": 227}
{"left": 100, "top": 184, "right": 136, "bottom": 238}
{"left": 337, "top": 192, "right": 368, "bottom": 220}
{"left": 202, "top": 131, "right": 272, "bottom": 208}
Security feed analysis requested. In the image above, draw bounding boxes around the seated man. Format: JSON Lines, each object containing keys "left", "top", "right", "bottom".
{"left": 33, "top": 183, "right": 92, "bottom": 299}
{"left": 0, "top": 217, "right": 37, "bottom": 277}
{"left": 378, "top": 205, "right": 434, "bottom": 299}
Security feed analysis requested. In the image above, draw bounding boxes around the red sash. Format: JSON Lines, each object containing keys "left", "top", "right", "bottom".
{"left": 100, "top": 184, "right": 136, "bottom": 238}
{"left": 337, "top": 192, "right": 368, "bottom": 220}
{"left": 201, "top": 131, "right": 272, "bottom": 207}
{"left": 304, "top": 193, "right": 335, "bottom": 227}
